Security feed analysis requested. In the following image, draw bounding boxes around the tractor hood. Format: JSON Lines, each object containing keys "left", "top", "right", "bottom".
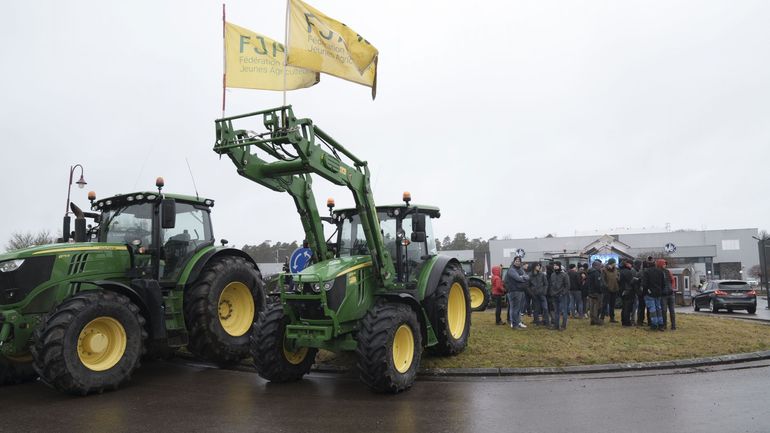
{"left": 0, "top": 243, "right": 129, "bottom": 261}
{"left": 294, "top": 256, "right": 372, "bottom": 283}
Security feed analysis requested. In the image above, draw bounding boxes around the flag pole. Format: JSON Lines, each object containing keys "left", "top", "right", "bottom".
{"left": 282, "top": 0, "right": 290, "bottom": 107}
{"left": 222, "top": 3, "right": 227, "bottom": 117}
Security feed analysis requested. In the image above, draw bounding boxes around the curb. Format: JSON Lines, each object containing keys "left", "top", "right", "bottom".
{"left": 416, "top": 350, "right": 770, "bottom": 377}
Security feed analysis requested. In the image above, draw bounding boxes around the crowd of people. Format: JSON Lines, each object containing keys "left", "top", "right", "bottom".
{"left": 489, "top": 256, "right": 678, "bottom": 331}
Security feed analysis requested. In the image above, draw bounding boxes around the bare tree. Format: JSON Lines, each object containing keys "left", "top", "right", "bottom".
{"left": 6, "top": 230, "right": 55, "bottom": 252}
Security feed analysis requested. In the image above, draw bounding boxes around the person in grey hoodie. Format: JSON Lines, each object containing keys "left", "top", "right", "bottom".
{"left": 504, "top": 256, "right": 530, "bottom": 329}
{"left": 549, "top": 261, "right": 571, "bottom": 330}
{"left": 528, "top": 263, "right": 549, "bottom": 326}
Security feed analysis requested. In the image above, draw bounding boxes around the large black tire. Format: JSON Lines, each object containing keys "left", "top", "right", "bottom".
{"left": 423, "top": 263, "right": 471, "bottom": 356}
{"left": 184, "top": 255, "right": 264, "bottom": 365}
{"left": 710, "top": 299, "right": 719, "bottom": 314}
{"left": 748, "top": 306, "right": 757, "bottom": 314}
{"left": 693, "top": 299, "right": 700, "bottom": 311}
{"left": 251, "top": 304, "right": 317, "bottom": 382}
{"left": 468, "top": 279, "right": 490, "bottom": 312}
{"left": 356, "top": 302, "right": 422, "bottom": 393}
{"left": 31, "top": 291, "right": 146, "bottom": 395}
{"left": 0, "top": 355, "right": 36, "bottom": 385}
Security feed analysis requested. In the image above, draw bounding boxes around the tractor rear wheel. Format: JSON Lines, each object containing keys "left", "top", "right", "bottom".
{"left": 356, "top": 302, "right": 422, "bottom": 393}
{"left": 184, "top": 255, "right": 264, "bottom": 366}
{"left": 424, "top": 263, "right": 471, "bottom": 356}
{"left": 251, "top": 304, "right": 317, "bottom": 382}
{"left": 31, "top": 291, "right": 146, "bottom": 395}
{"left": 0, "top": 355, "right": 36, "bottom": 385}
{"left": 468, "top": 279, "right": 490, "bottom": 312}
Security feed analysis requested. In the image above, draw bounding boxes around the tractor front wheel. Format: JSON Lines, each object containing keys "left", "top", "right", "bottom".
{"left": 0, "top": 355, "right": 36, "bottom": 385}
{"left": 251, "top": 304, "right": 317, "bottom": 382}
{"left": 424, "top": 263, "right": 471, "bottom": 356}
{"left": 31, "top": 291, "right": 146, "bottom": 395}
{"left": 184, "top": 255, "right": 264, "bottom": 365}
{"left": 468, "top": 279, "right": 490, "bottom": 312}
{"left": 356, "top": 302, "right": 422, "bottom": 393}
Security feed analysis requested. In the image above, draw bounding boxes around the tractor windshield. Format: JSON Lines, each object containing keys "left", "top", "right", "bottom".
{"left": 339, "top": 211, "right": 437, "bottom": 283}
{"left": 99, "top": 203, "right": 154, "bottom": 246}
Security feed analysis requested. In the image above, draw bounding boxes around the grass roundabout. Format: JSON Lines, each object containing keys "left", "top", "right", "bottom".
{"left": 419, "top": 310, "right": 770, "bottom": 369}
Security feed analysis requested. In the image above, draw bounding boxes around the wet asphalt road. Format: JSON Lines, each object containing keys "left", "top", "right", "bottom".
{"left": 2, "top": 359, "right": 770, "bottom": 433}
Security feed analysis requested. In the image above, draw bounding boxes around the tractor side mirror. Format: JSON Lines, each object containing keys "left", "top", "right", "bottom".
{"left": 411, "top": 213, "right": 426, "bottom": 242}
{"left": 161, "top": 198, "right": 176, "bottom": 229}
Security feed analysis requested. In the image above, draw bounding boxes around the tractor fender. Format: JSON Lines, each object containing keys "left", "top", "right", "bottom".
{"left": 376, "top": 292, "right": 429, "bottom": 345}
{"left": 85, "top": 280, "right": 166, "bottom": 341}
{"left": 422, "top": 256, "right": 462, "bottom": 300}
{"left": 468, "top": 276, "right": 488, "bottom": 290}
{"left": 179, "top": 247, "right": 261, "bottom": 288}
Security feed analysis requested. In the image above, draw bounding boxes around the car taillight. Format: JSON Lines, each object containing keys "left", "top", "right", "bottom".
{"left": 714, "top": 290, "right": 729, "bottom": 296}
{"left": 746, "top": 290, "right": 757, "bottom": 296}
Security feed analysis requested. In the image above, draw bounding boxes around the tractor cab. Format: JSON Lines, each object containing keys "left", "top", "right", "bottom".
{"left": 94, "top": 190, "right": 216, "bottom": 283}
{"left": 330, "top": 195, "right": 440, "bottom": 286}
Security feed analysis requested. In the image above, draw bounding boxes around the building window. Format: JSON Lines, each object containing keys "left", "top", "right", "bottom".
{"left": 722, "top": 239, "right": 740, "bottom": 251}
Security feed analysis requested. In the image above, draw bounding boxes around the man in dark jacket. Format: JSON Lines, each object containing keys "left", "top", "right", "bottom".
{"left": 529, "top": 263, "right": 549, "bottom": 326}
{"left": 619, "top": 259, "right": 637, "bottom": 326}
{"left": 587, "top": 259, "right": 605, "bottom": 325}
{"left": 549, "top": 261, "right": 571, "bottom": 330}
{"left": 504, "top": 256, "right": 530, "bottom": 329}
{"left": 642, "top": 259, "right": 666, "bottom": 330}
{"left": 568, "top": 264, "right": 583, "bottom": 319}
{"left": 601, "top": 258, "right": 620, "bottom": 322}
{"left": 660, "top": 260, "right": 677, "bottom": 330}
{"left": 634, "top": 260, "right": 646, "bottom": 326}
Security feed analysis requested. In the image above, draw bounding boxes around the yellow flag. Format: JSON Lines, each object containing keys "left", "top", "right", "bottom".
{"left": 225, "top": 22, "right": 319, "bottom": 91}
{"left": 287, "top": 0, "right": 378, "bottom": 97}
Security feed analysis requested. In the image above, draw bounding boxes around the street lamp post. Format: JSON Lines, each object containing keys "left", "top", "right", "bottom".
{"left": 753, "top": 235, "right": 770, "bottom": 310}
{"left": 63, "top": 164, "right": 87, "bottom": 242}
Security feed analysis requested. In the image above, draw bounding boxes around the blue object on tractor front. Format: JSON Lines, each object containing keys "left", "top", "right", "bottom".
{"left": 289, "top": 248, "right": 313, "bottom": 273}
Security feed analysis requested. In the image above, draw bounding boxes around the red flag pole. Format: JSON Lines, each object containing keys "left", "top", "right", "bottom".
{"left": 222, "top": 3, "right": 227, "bottom": 116}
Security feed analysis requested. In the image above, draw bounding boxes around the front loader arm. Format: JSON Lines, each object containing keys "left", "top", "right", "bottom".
{"left": 213, "top": 106, "right": 395, "bottom": 287}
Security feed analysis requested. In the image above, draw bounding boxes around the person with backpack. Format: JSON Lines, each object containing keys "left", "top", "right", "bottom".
{"left": 504, "top": 256, "right": 530, "bottom": 329}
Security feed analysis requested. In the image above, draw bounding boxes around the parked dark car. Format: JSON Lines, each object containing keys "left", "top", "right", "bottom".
{"left": 693, "top": 280, "right": 757, "bottom": 314}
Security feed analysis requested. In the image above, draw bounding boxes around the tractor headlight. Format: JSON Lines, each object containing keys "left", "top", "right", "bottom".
{"left": 0, "top": 259, "right": 25, "bottom": 273}
{"left": 310, "top": 283, "right": 321, "bottom": 293}
{"left": 323, "top": 281, "right": 333, "bottom": 291}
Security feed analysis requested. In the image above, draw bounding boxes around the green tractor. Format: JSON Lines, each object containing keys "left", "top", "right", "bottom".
{"left": 0, "top": 179, "right": 265, "bottom": 394}
{"left": 214, "top": 106, "right": 472, "bottom": 393}
{"left": 459, "top": 260, "right": 491, "bottom": 312}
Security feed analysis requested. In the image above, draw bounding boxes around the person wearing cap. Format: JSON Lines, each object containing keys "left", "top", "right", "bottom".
{"left": 601, "top": 258, "right": 620, "bottom": 323}
{"left": 587, "top": 259, "right": 605, "bottom": 325}
{"left": 549, "top": 261, "right": 571, "bottom": 330}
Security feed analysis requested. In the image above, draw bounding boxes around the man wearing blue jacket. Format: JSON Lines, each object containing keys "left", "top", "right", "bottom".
{"left": 505, "top": 256, "right": 530, "bottom": 329}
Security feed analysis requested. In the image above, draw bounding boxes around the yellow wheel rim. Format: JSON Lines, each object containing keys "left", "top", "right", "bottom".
{"left": 218, "top": 282, "right": 255, "bottom": 337}
{"left": 469, "top": 286, "right": 484, "bottom": 309}
{"left": 392, "top": 324, "right": 415, "bottom": 374}
{"left": 77, "top": 317, "right": 127, "bottom": 372}
{"left": 447, "top": 282, "right": 467, "bottom": 339}
{"left": 283, "top": 339, "right": 309, "bottom": 365}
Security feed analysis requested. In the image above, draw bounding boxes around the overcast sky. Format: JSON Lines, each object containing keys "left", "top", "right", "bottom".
{"left": 1, "top": 0, "right": 768, "bottom": 251}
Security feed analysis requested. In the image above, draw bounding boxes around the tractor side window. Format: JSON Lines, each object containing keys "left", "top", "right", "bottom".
{"left": 161, "top": 203, "right": 213, "bottom": 280}
{"left": 101, "top": 203, "right": 154, "bottom": 246}
{"left": 339, "top": 215, "right": 369, "bottom": 256}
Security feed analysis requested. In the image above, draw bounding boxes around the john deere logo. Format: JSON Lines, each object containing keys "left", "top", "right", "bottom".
{"left": 664, "top": 243, "right": 677, "bottom": 253}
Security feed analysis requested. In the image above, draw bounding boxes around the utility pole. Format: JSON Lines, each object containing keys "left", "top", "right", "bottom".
{"left": 753, "top": 236, "right": 770, "bottom": 310}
